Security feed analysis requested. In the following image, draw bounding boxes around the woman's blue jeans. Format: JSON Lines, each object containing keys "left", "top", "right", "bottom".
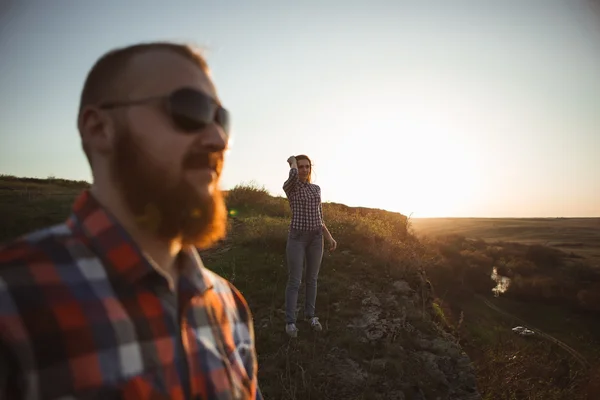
{"left": 285, "top": 228, "right": 324, "bottom": 324}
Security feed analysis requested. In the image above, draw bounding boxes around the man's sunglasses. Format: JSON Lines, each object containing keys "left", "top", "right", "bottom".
{"left": 99, "top": 87, "right": 230, "bottom": 136}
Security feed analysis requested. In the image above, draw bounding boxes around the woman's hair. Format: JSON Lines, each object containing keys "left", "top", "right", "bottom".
{"left": 295, "top": 154, "right": 313, "bottom": 183}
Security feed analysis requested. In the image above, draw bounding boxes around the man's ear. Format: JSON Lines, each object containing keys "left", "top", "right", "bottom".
{"left": 78, "top": 106, "right": 116, "bottom": 157}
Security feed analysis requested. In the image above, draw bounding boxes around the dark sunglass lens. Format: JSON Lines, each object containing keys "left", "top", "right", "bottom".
{"left": 215, "top": 107, "right": 230, "bottom": 136}
{"left": 169, "top": 88, "right": 213, "bottom": 132}
{"left": 173, "top": 114, "right": 208, "bottom": 132}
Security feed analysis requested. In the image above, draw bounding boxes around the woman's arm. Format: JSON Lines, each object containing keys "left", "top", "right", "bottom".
{"left": 320, "top": 195, "right": 337, "bottom": 251}
{"left": 322, "top": 223, "right": 337, "bottom": 251}
{"left": 282, "top": 156, "right": 300, "bottom": 196}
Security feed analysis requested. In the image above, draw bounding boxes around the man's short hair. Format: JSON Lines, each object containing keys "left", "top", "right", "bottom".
{"left": 78, "top": 41, "right": 209, "bottom": 115}
{"left": 77, "top": 42, "right": 210, "bottom": 163}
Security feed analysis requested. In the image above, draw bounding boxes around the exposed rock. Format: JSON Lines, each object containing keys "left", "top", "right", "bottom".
{"left": 348, "top": 291, "right": 382, "bottom": 329}
{"left": 325, "top": 347, "right": 368, "bottom": 388}
{"left": 362, "top": 294, "right": 381, "bottom": 307}
{"left": 417, "top": 351, "right": 449, "bottom": 386}
{"left": 415, "top": 337, "right": 463, "bottom": 359}
{"left": 374, "top": 391, "right": 406, "bottom": 400}
{"left": 393, "top": 280, "right": 413, "bottom": 295}
{"left": 366, "top": 326, "right": 386, "bottom": 341}
{"left": 369, "top": 358, "right": 388, "bottom": 373}
{"left": 344, "top": 279, "right": 481, "bottom": 399}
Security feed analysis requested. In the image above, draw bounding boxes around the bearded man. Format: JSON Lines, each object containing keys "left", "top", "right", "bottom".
{"left": 0, "top": 42, "right": 262, "bottom": 400}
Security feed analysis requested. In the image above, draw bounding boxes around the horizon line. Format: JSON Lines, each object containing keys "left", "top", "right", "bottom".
{"left": 2, "top": 173, "right": 598, "bottom": 219}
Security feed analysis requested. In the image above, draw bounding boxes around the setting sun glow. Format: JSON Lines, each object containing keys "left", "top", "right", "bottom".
{"left": 1, "top": 1, "right": 599, "bottom": 218}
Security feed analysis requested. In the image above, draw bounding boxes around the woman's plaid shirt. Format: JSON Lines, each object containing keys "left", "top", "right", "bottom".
{"left": 282, "top": 167, "right": 324, "bottom": 231}
{"left": 0, "top": 190, "right": 262, "bottom": 400}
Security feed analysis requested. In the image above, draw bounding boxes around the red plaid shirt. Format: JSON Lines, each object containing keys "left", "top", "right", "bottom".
{"left": 0, "top": 190, "right": 261, "bottom": 400}
{"left": 282, "top": 167, "right": 324, "bottom": 231}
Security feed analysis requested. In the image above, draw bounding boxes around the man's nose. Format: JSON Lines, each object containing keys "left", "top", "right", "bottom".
{"left": 198, "top": 123, "right": 228, "bottom": 152}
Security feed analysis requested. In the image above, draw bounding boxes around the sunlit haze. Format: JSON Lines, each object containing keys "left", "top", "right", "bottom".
{"left": 1, "top": 0, "right": 599, "bottom": 217}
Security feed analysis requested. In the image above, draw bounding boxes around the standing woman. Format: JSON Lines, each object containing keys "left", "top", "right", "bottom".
{"left": 282, "top": 155, "right": 337, "bottom": 338}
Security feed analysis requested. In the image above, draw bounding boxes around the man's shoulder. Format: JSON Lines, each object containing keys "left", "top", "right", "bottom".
{"left": 0, "top": 223, "right": 74, "bottom": 282}
{"left": 203, "top": 268, "right": 252, "bottom": 319}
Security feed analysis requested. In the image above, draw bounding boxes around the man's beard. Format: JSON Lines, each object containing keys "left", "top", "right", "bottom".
{"left": 110, "top": 127, "right": 227, "bottom": 249}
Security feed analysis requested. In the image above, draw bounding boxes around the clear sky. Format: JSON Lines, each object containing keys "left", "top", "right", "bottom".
{"left": 1, "top": 0, "right": 599, "bottom": 217}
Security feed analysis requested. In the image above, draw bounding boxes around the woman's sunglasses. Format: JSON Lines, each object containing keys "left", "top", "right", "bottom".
{"left": 99, "top": 87, "right": 230, "bottom": 136}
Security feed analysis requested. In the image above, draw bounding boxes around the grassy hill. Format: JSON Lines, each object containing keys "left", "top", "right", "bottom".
{"left": 2, "top": 174, "right": 600, "bottom": 399}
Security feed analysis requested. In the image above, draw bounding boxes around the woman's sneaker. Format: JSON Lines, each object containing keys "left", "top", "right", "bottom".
{"left": 307, "top": 317, "right": 323, "bottom": 332}
{"left": 286, "top": 323, "right": 298, "bottom": 338}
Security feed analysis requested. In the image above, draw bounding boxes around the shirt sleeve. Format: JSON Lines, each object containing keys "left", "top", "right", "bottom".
{"left": 282, "top": 167, "right": 300, "bottom": 197}
{"left": 318, "top": 186, "right": 324, "bottom": 225}
{"left": 228, "top": 283, "right": 261, "bottom": 398}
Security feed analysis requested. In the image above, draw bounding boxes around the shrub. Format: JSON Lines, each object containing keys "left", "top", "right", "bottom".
{"left": 576, "top": 283, "right": 600, "bottom": 312}
{"left": 234, "top": 215, "right": 289, "bottom": 252}
{"left": 228, "top": 185, "right": 415, "bottom": 271}
{"left": 526, "top": 244, "right": 564, "bottom": 269}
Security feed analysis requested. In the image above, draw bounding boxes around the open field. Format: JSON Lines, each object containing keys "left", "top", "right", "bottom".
{"left": 411, "top": 217, "right": 600, "bottom": 263}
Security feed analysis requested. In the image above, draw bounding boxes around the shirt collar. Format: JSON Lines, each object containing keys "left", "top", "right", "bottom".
{"left": 66, "top": 190, "right": 214, "bottom": 294}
